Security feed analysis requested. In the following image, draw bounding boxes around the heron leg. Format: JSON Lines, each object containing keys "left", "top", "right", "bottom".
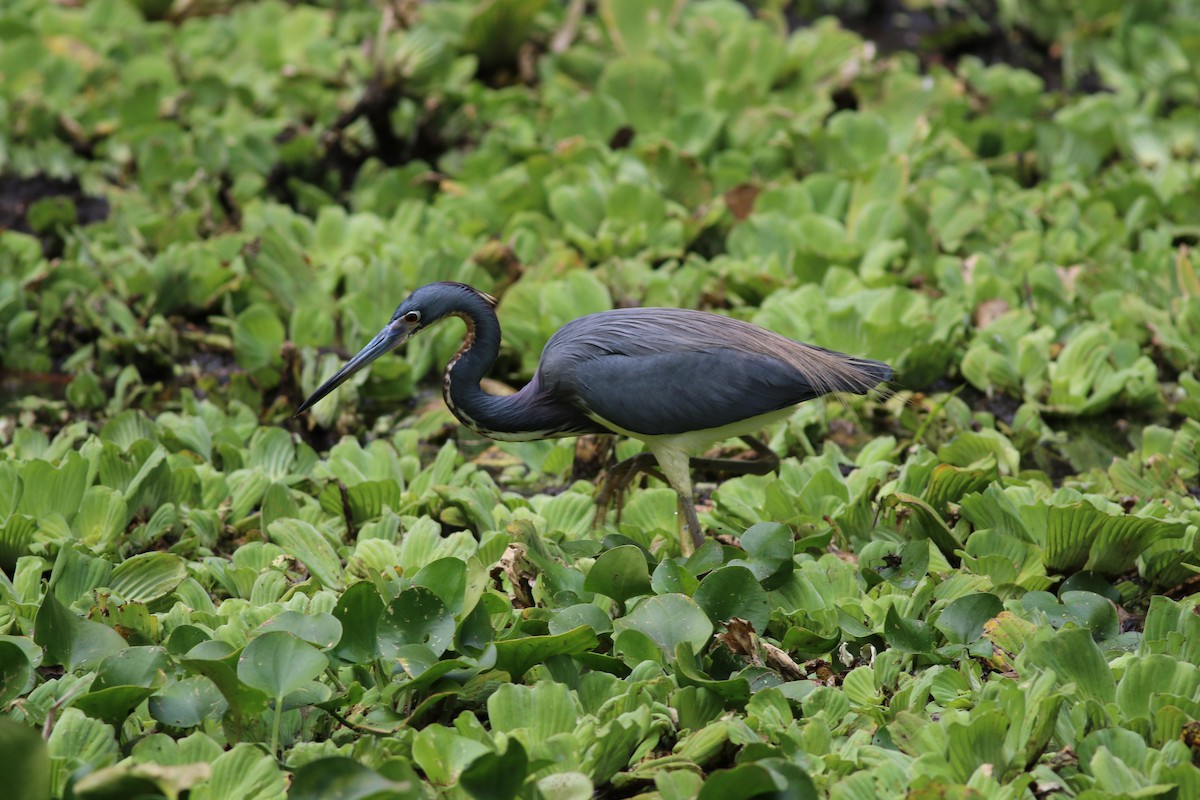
{"left": 593, "top": 452, "right": 661, "bottom": 528}
{"left": 689, "top": 435, "right": 780, "bottom": 477}
{"left": 677, "top": 492, "right": 705, "bottom": 554}
{"left": 593, "top": 437, "right": 775, "bottom": 552}
{"left": 648, "top": 447, "right": 705, "bottom": 555}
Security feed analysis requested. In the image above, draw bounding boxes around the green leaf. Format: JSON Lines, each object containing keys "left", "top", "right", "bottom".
{"left": 1058, "top": 571, "right": 1121, "bottom": 603}
{"left": 378, "top": 587, "right": 455, "bottom": 658}
{"left": 46, "top": 708, "right": 119, "bottom": 792}
{"left": 883, "top": 605, "right": 935, "bottom": 655}
{"left": 935, "top": 593, "right": 1004, "bottom": 644}
{"left": 49, "top": 545, "right": 113, "bottom": 607}
{"left": 1019, "top": 627, "right": 1116, "bottom": 704}
{"left": 1142, "top": 596, "right": 1200, "bottom": 663}
{"left": 655, "top": 770, "right": 703, "bottom": 800}
{"left": 34, "top": 588, "right": 126, "bottom": 672}
{"left": 332, "top": 582, "right": 385, "bottom": 664}
{"left": 670, "top": 685, "right": 726, "bottom": 733}
{"left": 727, "top": 522, "right": 794, "bottom": 589}
{"left": 494, "top": 625, "right": 599, "bottom": 679}
{"left": 149, "top": 676, "right": 229, "bottom": 728}
{"left": 189, "top": 743, "right": 287, "bottom": 800}
{"left": 692, "top": 566, "right": 770, "bottom": 633}
{"left": 698, "top": 760, "right": 818, "bottom": 800}
{"left": 180, "top": 640, "right": 269, "bottom": 717}
{"left": 0, "top": 640, "right": 33, "bottom": 705}
{"left": 107, "top": 551, "right": 187, "bottom": 604}
{"left": 0, "top": 515, "right": 37, "bottom": 574}
{"left": 888, "top": 492, "right": 962, "bottom": 563}
{"left": 289, "top": 757, "right": 420, "bottom": 800}
{"left": 460, "top": 739, "right": 528, "bottom": 800}
{"left": 17, "top": 453, "right": 90, "bottom": 521}
{"left": 236, "top": 632, "right": 328, "bottom": 699}
{"left": 651, "top": 558, "right": 699, "bottom": 596}
{"left": 346, "top": 480, "right": 402, "bottom": 524}
{"left": 69, "top": 760, "right": 213, "bottom": 800}
{"left": 260, "top": 483, "right": 299, "bottom": 535}
{"left": 862, "top": 540, "right": 930, "bottom": 590}
{"left": 583, "top": 545, "right": 653, "bottom": 604}
{"left": 825, "top": 111, "right": 891, "bottom": 169}
{"left": 73, "top": 646, "right": 169, "bottom": 727}
{"left": 233, "top": 304, "right": 286, "bottom": 373}
{"left": 674, "top": 643, "right": 751, "bottom": 704}
{"left": 488, "top": 682, "right": 577, "bottom": 740}
{"left": 1042, "top": 503, "right": 1171, "bottom": 575}
{"left": 1116, "top": 653, "right": 1200, "bottom": 724}
{"left": 1019, "top": 590, "right": 1119, "bottom": 640}
{"left": 412, "top": 727, "right": 489, "bottom": 788}
{"left": 267, "top": 519, "right": 345, "bottom": 591}
{"left": 246, "top": 427, "right": 296, "bottom": 480}
{"left": 255, "top": 610, "right": 342, "bottom": 650}
{"left": 535, "top": 773, "right": 593, "bottom": 800}
{"left": 0, "top": 718, "right": 49, "bottom": 800}
{"left": 938, "top": 430, "right": 1020, "bottom": 476}
{"left": 613, "top": 594, "right": 713, "bottom": 659}
{"left": 549, "top": 603, "right": 613, "bottom": 636}
{"left": 598, "top": 55, "right": 673, "bottom": 133}
{"left": 412, "top": 557, "right": 468, "bottom": 617}
{"left": 599, "top": 0, "right": 676, "bottom": 55}
{"left": 73, "top": 486, "right": 128, "bottom": 551}
{"left": 946, "top": 709, "right": 1010, "bottom": 783}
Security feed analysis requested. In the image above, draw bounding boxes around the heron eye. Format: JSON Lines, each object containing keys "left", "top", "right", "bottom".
{"left": 403, "top": 311, "right": 421, "bottom": 324}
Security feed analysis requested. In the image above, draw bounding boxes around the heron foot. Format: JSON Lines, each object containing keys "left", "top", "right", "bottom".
{"left": 689, "top": 436, "right": 780, "bottom": 477}
{"left": 593, "top": 452, "right": 662, "bottom": 529}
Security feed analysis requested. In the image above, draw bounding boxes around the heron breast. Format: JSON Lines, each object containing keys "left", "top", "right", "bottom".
{"left": 442, "top": 312, "right": 477, "bottom": 407}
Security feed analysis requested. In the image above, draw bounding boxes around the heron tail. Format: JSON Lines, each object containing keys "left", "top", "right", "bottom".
{"left": 785, "top": 344, "right": 893, "bottom": 398}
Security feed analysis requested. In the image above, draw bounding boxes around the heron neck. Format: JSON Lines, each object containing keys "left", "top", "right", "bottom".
{"left": 442, "top": 298, "right": 510, "bottom": 433}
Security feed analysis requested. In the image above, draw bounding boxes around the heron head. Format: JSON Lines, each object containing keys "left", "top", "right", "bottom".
{"left": 294, "top": 282, "right": 496, "bottom": 415}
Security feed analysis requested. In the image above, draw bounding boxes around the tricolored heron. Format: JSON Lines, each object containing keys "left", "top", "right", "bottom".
{"left": 296, "top": 282, "right": 891, "bottom": 553}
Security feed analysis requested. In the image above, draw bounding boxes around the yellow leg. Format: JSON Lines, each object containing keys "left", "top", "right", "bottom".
{"left": 650, "top": 446, "right": 704, "bottom": 555}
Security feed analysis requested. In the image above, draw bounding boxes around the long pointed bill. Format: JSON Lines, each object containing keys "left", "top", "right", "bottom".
{"left": 294, "top": 322, "right": 414, "bottom": 416}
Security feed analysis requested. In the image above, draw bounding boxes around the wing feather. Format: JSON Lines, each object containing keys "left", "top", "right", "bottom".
{"left": 567, "top": 349, "right": 819, "bottom": 435}
{"left": 536, "top": 308, "right": 891, "bottom": 436}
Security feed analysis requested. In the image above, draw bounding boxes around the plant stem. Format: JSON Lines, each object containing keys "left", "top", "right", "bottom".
{"left": 270, "top": 696, "right": 283, "bottom": 756}
{"left": 901, "top": 384, "right": 965, "bottom": 455}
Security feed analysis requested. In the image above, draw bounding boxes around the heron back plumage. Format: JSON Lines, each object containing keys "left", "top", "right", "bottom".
{"left": 536, "top": 308, "right": 891, "bottom": 437}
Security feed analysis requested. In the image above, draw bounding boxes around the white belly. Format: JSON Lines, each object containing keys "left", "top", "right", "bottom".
{"left": 588, "top": 406, "right": 795, "bottom": 456}
{"left": 586, "top": 406, "right": 794, "bottom": 497}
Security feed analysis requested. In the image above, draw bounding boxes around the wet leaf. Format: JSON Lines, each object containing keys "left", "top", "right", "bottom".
{"left": 461, "top": 739, "right": 528, "bottom": 800}
{"left": 378, "top": 587, "right": 455, "bottom": 658}
{"left": 693, "top": 566, "right": 770, "bottom": 633}
{"left": 267, "top": 519, "right": 345, "bottom": 591}
{"left": 255, "top": 610, "right": 342, "bottom": 650}
{"left": 613, "top": 594, "right": 713, "bottom": 659}
{"left": 0, "top": 718, "right": 48, "bottom": 800}
{"left": 236, "top": 632, "right": 327, "bottom": 700}
{"left": 494, "top": 625, "right": 599, "bottom": 679}
{"left": 34, "top": 589, "right": 126, "bottom": 672}
{"left": 290, "top": 757, "right": 420, "bottom": 800}
{"left": 148, "top": 675, "right": 229, "bottom": 728}
{"left": 727, "top": 522, "right": 794, "bottom": 589}
{"left": 935, "top": 593, "right": 1003, "bottom": 644}
{"left": 583, "top": 545, "right": 652, "bottom": 603}
{"left": 107, "top": 551, "right": 186, "bottom": 604}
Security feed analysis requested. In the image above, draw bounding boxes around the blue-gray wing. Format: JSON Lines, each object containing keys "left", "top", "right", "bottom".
{"left": 534, "top": 307, "right": 891, "bottom": 437}
{"left": 565, "top": 349, "right": 825, "bottom": 435}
